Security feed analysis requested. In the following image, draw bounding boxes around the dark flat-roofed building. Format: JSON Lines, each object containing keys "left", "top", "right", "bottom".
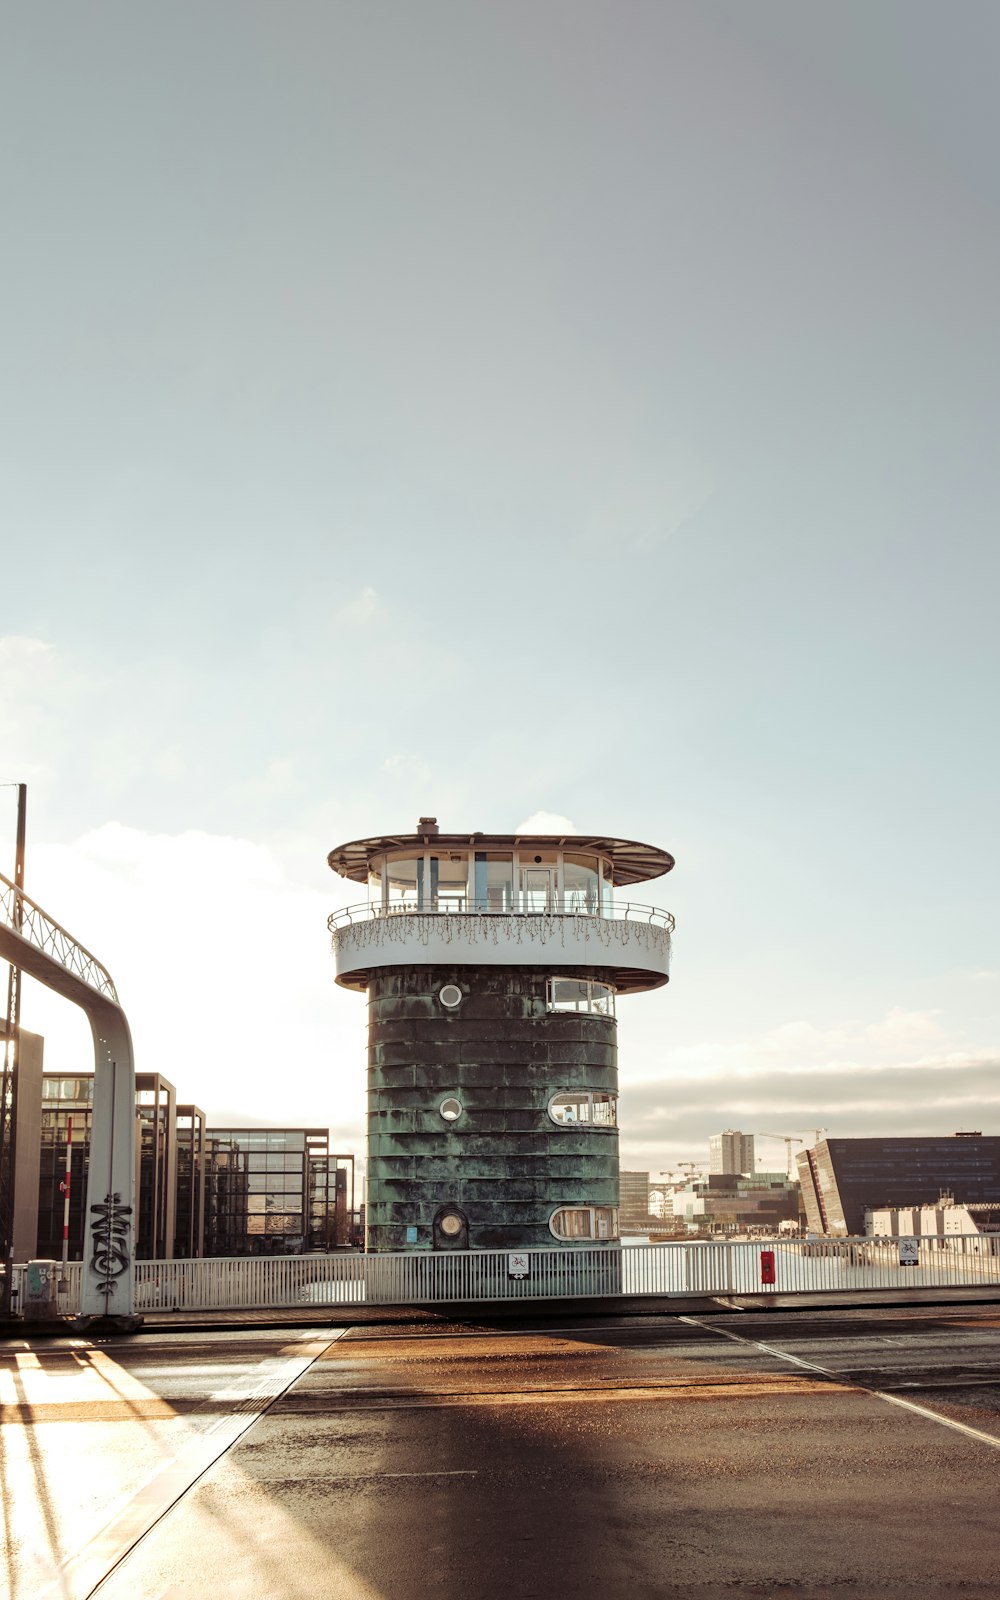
{"left": 35, "top": 1070, "right": 181, "bottom": 1260}
{"left": 174, "top": 1104, "right": 207, "bottom": 1258}
{"left": 709, "top": 1130, "right": 755, "bottom": 1176}
{"left": 2, "top": 1020, "right": 45, "bottom": 1262}
{"left": 619, "top": 1170, "right": 652, "bottom": 1232}
{"left": 308, "top": 1151, "right": 355, "bottom": 1249}
{"left": 797, "top": 1134, "right": 1000, "bottom": 1236}
{"left": 673, "top": 1171, "right": 798, "bottom": 1235}
{"left": 136, "top": 1074, "right": 176, "bottom": 1260}
{"left": 205, "top": 1128, "right": 331, "bottom": 1256}
{"left": 35, "top": 1072, "right": 92, "bottom": 1262}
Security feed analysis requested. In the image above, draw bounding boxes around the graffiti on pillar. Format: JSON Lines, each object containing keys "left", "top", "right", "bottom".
{"left": 89, "top": 1193, "right": 132, "bottom": 1295}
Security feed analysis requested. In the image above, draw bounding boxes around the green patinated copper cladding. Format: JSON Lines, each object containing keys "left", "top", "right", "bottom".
{"left": 366, "top": 965, "right": 619, "bottom": 1252}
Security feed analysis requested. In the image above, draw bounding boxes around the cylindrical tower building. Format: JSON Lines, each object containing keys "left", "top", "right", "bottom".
{"left": 327, "top": 819, "right": 673, "bottom": 1254}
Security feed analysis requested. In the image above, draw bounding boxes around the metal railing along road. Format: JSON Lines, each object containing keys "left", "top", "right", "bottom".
{"left": 328, "top": 899, "right": 676, "bottom": 932}
{"left": 134, "top": 1254, "right": 368, "bottom": 1311}
{"left": 7, "top": 1261, "right": 83, "bottom": 1316}
{"left": 16, "top": 1237, "right": 1000, "bottom": 1316}
{"left": 0, "top": 868, "right": 119, "bottom": 1002}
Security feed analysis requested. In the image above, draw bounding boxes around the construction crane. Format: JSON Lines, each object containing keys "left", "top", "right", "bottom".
{"left": 757, "top": 1130, "right": 828, "bottom": 1176}
{"left": 757, "top": 1133, "right": 806, "bottom": 1180}
{"left": 673, "top": 1161, "right": 705, "bottom": 1185}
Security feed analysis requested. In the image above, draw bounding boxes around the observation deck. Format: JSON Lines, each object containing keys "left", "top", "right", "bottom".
{"left": 327, "top": 821, "right": 675, "bottom": 993}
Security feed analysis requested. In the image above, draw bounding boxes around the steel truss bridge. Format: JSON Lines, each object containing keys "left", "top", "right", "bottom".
{"left": 0, "top": 870, "right": 119, "bottom": 1001}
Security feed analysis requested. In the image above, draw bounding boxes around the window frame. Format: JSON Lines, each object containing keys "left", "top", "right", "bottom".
{"left": 548, "top": 1205, "right": 620, "bottom": 1242}
{"left": 370, "top": 849, "right": 616, "bottom": 915}
{"left": 546, "top": 977, "right": 617, "bottom": 1018}
{"left": 547, "top": 1090, "right": 618, "bottom": 1129}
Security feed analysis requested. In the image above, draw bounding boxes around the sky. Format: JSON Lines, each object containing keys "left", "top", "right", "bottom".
{"left": 2, "top": 2, "right": 999, "bottom": 1178}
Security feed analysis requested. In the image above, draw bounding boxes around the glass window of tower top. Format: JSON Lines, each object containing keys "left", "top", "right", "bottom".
{"left": 328, "top": 819, "right": 674, "bottom": 915}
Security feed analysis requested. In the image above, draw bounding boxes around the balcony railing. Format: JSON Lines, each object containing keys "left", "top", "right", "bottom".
{"left": 328, "top": 899, "right": 675, "bottom": 933}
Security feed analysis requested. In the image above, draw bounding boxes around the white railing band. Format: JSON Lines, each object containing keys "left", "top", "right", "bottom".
{"left": 15, "top": 1236, "right": 1000, "bottom": 1316}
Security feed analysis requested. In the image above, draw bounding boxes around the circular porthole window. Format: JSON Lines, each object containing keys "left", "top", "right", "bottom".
{"left": 438, "top": 983, "right": 463, "bottom": 1010}
{"left": 439, "top": 1097, "right": 463, "bottom": 1122}
{"left": 439, "top": 1212, "right": 464, "bottom": 1237}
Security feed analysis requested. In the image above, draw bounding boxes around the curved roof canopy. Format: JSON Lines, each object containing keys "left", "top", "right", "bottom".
{"left": 327, "top": 824, "right": 674, "bottom": 887}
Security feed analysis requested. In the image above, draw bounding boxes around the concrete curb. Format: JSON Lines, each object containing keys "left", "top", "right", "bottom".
{"left": 2, "top": 1285, "right": 998, "bottom": 1337}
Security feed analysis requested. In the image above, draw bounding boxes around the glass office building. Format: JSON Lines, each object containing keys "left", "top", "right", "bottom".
{"left": 174, "top": 1104, "right": 207, "bottom": 1258}
{"left": 205, "top": 1128, "right": 332, "bottom": 1256}
{"left": 136, "top": 1075, "right": 176, "bottom": 1260}
{"left": 36, "top": 1072, "right": 179, "bottom": 1260}
{"left": 36, "top": 1075, "right": 92, "bottom": 1261}
{"left": 24, "top": 1067, "right": 354, "bottom": 1262}
{"left": 797, "top": 1135, "right": 1000, "bottom": 1236}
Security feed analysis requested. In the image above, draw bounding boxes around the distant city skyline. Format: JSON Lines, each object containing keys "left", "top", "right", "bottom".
{"left": 3, "top": 4, "right": 998, "bottom": 1165}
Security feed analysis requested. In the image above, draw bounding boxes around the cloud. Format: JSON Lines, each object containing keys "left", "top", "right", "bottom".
{"left": 654, "top": 1008, "right": 952, "bottom": 1076}
{"left": 617, "top": 1014, "right": 1000, "bottom": 1171}
{"left": 515, "top": 810, "right": 578, "bottom": 835}
{"left": 335, "top": 585, "right": 381, "bottom": 626}
{"left": 0, "top": 635, "right": 51, "bottom": 673}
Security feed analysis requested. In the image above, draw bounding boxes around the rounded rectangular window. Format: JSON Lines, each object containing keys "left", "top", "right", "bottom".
{"left": 385, "top": 856, "right": 423, "bottom": 910}
{"left": 601, "top": 858, "right": 614, "bottom": 915}
{"left": 563, "top": 854, "right": 601, "bottom": 914}
{"left": 549, "top": 1206, "right": 619, "bottom": 1241}
{"left": 473, "top": 852, "right": 513, "bottom": 912}
{"left": 430, "top": 855, "right": 469, "bottom": 911}
{"left": 548, "top": 1092, "right": 617, "bottom": 1128}
{"left": 546, "top": 978, "right": 616, "bottom": 1018}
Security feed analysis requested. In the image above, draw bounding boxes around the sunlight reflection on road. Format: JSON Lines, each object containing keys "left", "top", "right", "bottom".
{"left": 3, "top": 1341, "right": 196, "bottom": 1600}
{"left": 94, "top": 1456, "right": 387, "bottom": 1600}
{"left": 3, "top": 1335, "right": 328, "bottom": 1600}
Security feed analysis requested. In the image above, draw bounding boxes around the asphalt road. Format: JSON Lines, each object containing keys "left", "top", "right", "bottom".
{"left": 5, "top": 1304, "right": 1000, "bottom": 1599}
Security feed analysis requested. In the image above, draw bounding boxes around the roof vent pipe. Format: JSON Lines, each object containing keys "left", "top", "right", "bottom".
{"left": 418, "top": 816, "right": 439, "bottom": 836}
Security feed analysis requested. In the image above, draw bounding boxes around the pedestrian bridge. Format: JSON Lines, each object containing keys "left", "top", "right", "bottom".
{"left": 21, "top": 1235, "right": 1000, "bottom": 1317}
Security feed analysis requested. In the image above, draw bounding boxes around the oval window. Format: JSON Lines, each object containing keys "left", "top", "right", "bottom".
{"left": 548, "top": 1091, "right": 617, "bottom": 1128}
{"left": 439, "top": 1097, "right": 463, "bottom": 1122}
{"left": 549, "top": 1205, "right": 619, "bottom": 1241}
{"left": 439, "top": 983, "right": 463, "bottom": 1009}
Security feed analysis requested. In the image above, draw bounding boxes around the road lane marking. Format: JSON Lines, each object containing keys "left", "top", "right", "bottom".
{"left": 373, "top": 1470, "right": 478, "bottom": 1478}
{"left": 678, "top": 1315, "right": 1000, "bottom": 1454}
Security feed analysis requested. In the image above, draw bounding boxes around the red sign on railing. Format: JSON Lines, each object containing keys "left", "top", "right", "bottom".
{"left": 760, "top": 1249, "right": 776, "bottom": 1285}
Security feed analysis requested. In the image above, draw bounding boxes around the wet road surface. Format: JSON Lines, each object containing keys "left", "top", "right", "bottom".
{"left": 4, "top": 1304, "right": 1000, "bottom": 1598}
